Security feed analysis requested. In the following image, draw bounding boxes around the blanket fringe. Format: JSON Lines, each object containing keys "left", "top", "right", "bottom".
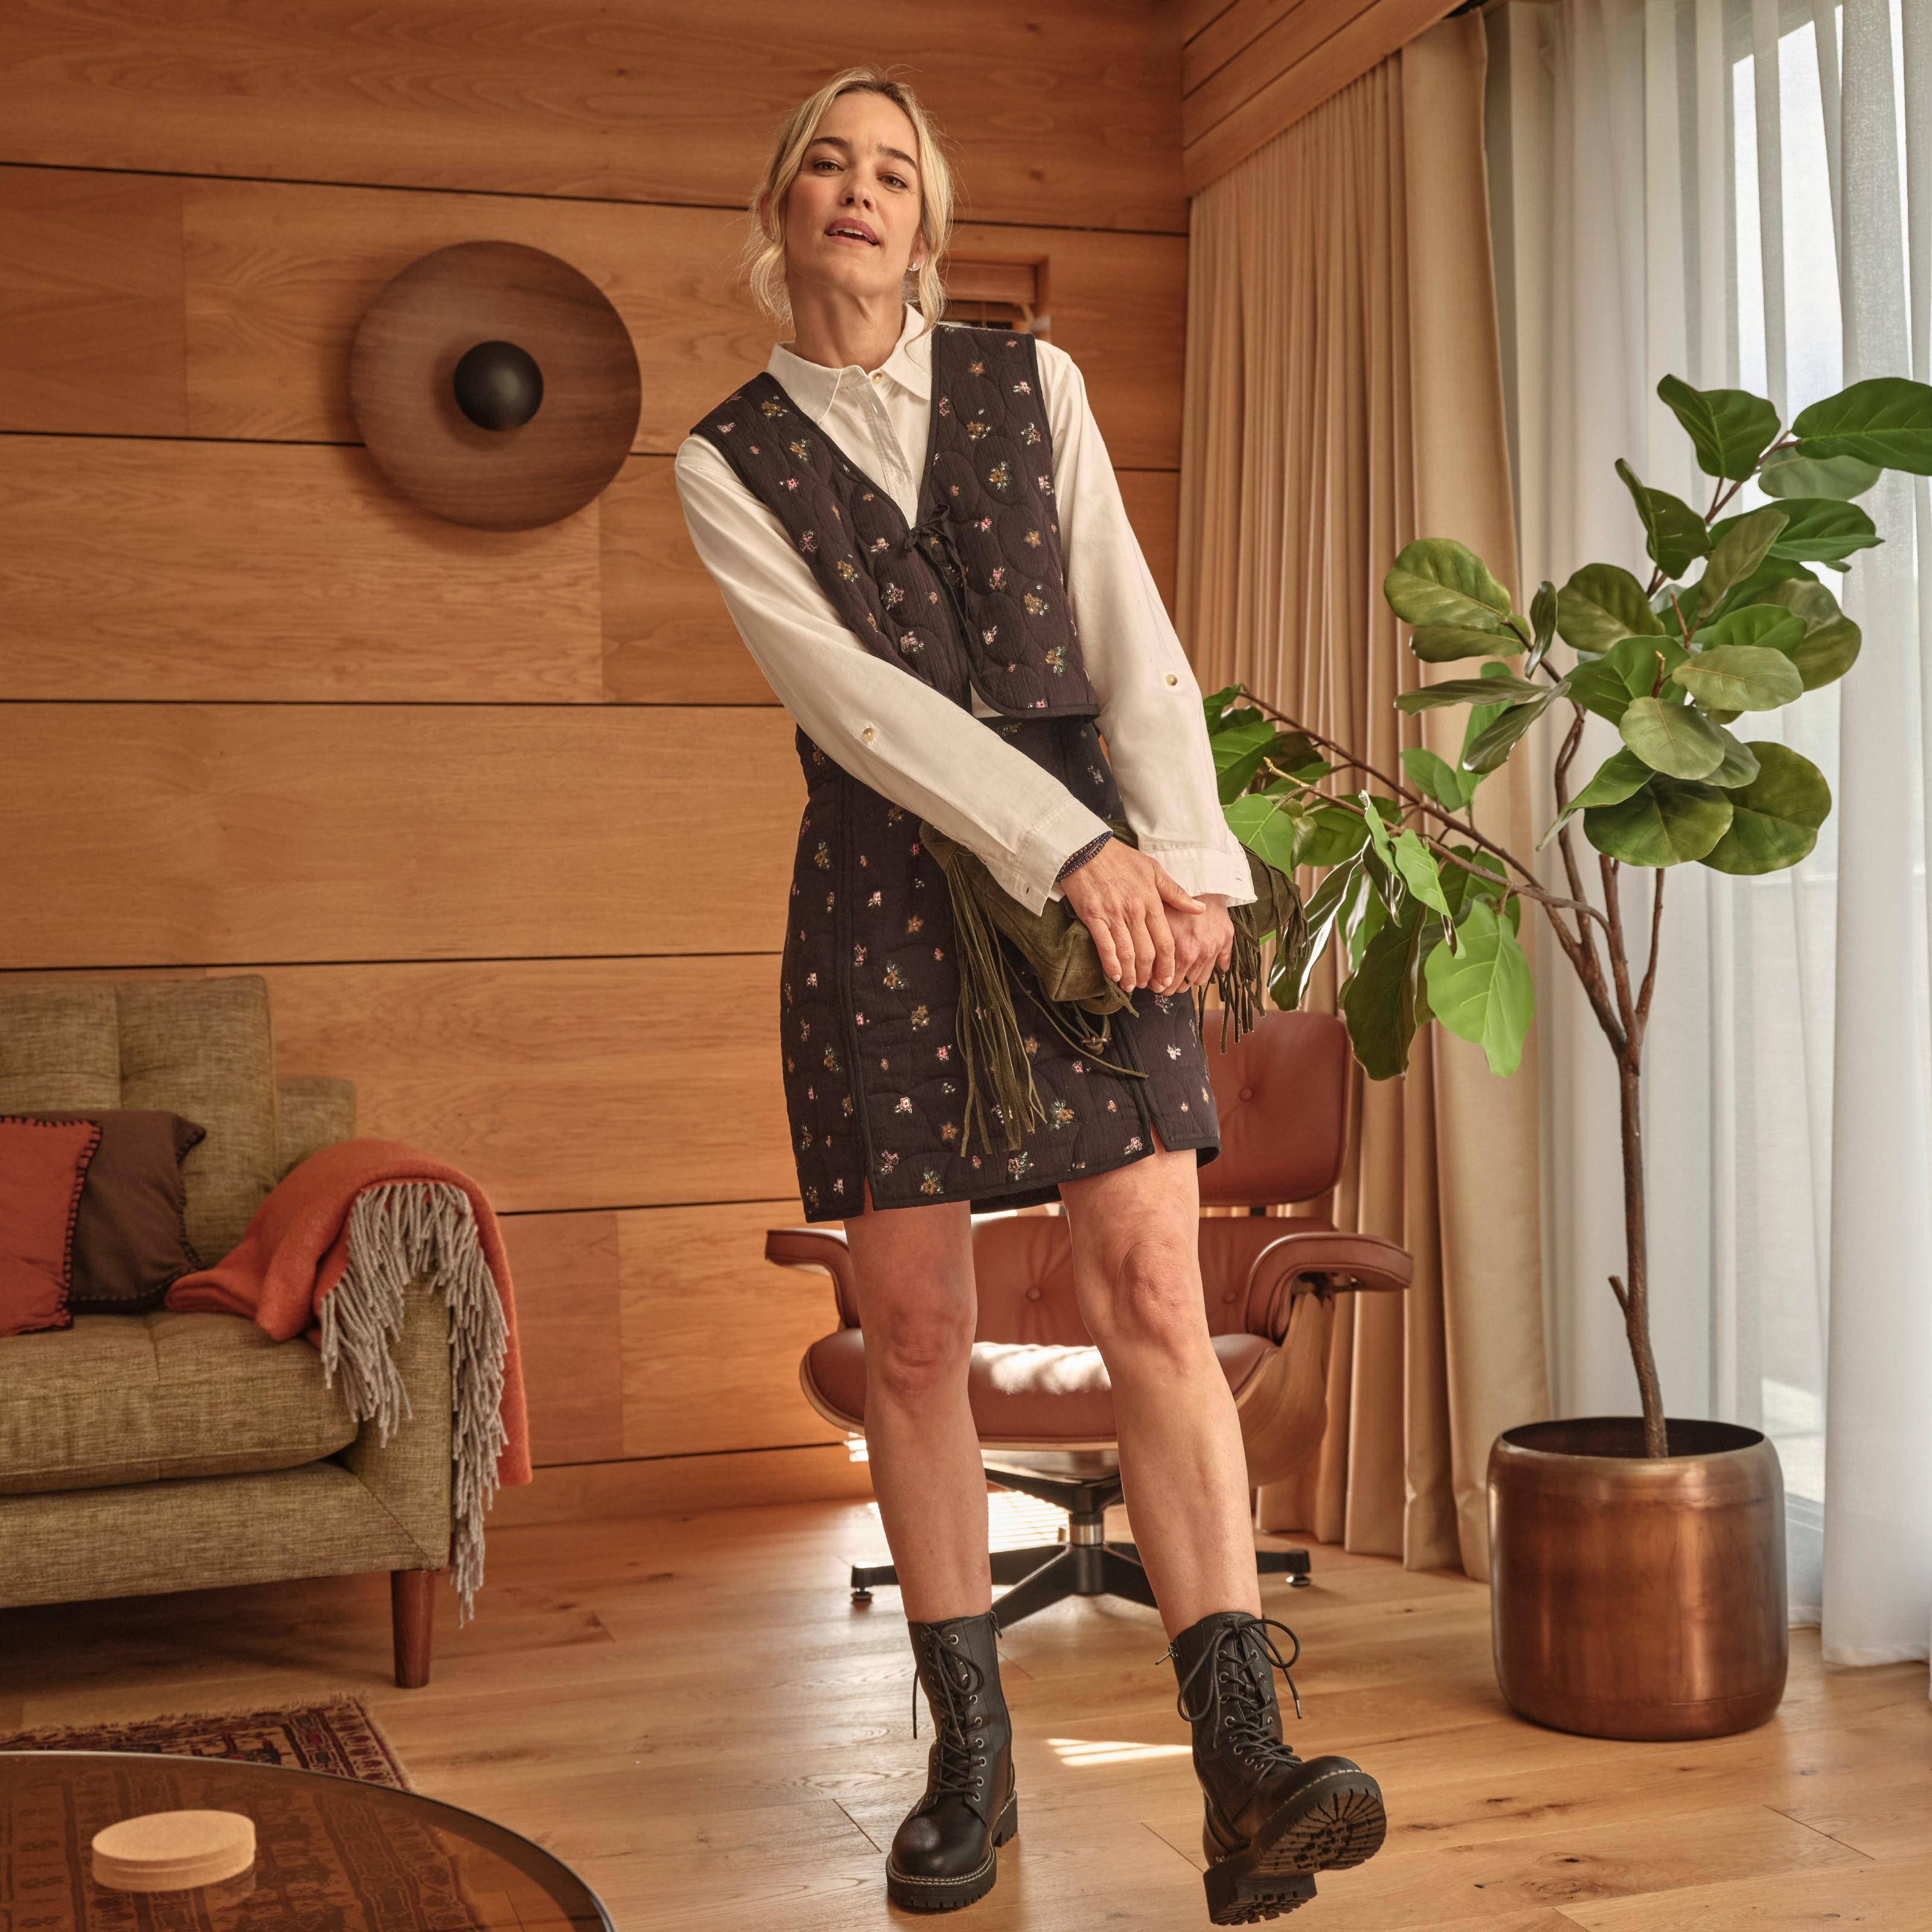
{"left": 316, "top": 1181, "right": 509, "bottom": 1625}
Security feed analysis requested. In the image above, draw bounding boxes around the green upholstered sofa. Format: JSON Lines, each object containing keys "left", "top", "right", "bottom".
{"left": 0, "top": 974, "right": 453, "bottom": 1686}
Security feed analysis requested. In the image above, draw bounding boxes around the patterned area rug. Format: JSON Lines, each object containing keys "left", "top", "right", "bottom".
{"left": 0, "top": 1694, "right": 412, "bottom": 1788}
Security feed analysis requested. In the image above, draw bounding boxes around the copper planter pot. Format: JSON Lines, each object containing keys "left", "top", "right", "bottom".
{"left": 1487, "top": 1417, "right": 1787, "bottom": 1741}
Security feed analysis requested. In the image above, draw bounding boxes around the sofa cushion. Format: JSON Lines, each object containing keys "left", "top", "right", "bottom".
{"left": 0, "top": 1309, "right": 358, "bottom": 1495}
{"left": 23, "top": 1110, "right": 207, "bottom": 1314}
{"left": 114, "top": 977, "right": 278, "bottom": 1270}
{"left": 0, "top": 1117, "right": 103, "bottom": 1337}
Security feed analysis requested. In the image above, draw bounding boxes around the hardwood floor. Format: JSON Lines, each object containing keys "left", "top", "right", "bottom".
{"left": 4, "top": 1494, "right": 1928, "bottom": 1930}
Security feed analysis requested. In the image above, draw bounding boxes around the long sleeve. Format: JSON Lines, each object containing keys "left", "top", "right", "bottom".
{"left": 1037, "top": 341, "right": 1258, "bottom": 907}
{"left": 674, "top": 435, "right": 1109, "bottom": 915}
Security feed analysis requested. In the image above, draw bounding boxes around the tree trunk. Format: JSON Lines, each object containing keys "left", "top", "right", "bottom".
{"left": 1616, "top": 1055, "right": 1670, "bottom": 1456}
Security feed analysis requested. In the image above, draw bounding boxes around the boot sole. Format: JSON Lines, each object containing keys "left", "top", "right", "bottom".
{"left": 886, "top": 1794, "right": 1019, "bottom": 1912}
{"left": 1201, "top": 1766, "right": 1386, "bottom": 1924}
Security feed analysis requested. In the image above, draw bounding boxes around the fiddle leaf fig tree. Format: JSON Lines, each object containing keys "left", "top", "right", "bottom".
{"left": 1206, "top": 373, "right": 1932, "bottom": 1457}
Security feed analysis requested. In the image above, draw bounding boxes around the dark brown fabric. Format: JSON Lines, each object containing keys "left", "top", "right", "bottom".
{"left": 22, "top": 1108, "right": 205, "bottom": 1312}
{"left": 0, "top": 1116, "right": 100, "bottom": 1337}
{"left": 693, "top": 322, "right": 1102, "bottom": 717}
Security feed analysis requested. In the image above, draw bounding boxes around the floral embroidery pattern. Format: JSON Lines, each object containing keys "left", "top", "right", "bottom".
{"left": 760, "top": 398, "right": 784, "bottom": 417}
{"left": 988, "top": 460, "right": 1012, "bottom": 490}
{"left": 787, "top": 437, "right": 811, "bottom": 459}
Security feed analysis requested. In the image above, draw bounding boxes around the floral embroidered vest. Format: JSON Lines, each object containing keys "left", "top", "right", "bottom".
{"left": 689, "top": 322, "right": 1101, "bottom": 718}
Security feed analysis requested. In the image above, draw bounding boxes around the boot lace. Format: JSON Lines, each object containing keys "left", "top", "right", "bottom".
{"left": 910, "top": 1628, "right": 992, "bottom": 1803}
{"left": 1162, "top": 1614, "right": 1306, "bottom": 1770}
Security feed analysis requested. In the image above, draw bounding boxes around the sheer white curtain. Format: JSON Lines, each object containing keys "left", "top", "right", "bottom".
{"left": 1486, "top": 0, "right": 1930, "bottom": 1669}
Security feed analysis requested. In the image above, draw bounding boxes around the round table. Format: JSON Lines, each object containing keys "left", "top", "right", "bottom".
{"left": 0, "top": 1750, "right": 612, "bottom": 1929}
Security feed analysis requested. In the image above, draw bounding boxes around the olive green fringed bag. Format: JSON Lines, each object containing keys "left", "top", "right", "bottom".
{"left": 918, "top": 817, "right": 1304, "bottom": 1156}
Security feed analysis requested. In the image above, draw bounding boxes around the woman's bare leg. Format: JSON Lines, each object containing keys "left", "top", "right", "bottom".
{"left": 1058, "top": 1134, "right": 1260, "bottom": 1637}
{"left": 842, "top": 1185, "right": 991, "bottom": 1622}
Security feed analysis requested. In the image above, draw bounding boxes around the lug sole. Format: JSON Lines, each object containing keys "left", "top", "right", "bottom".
{"left": 1249, "top": 1765, "right": 1387, "bottom": 1875}
{"left": 1202, "top": 1863, "right": 1318, "bottom": 1924}
{"left": 886, "top": 1794, "right": 1019, "bottom": 1913}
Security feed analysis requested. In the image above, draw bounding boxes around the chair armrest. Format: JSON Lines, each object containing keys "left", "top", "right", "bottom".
{"left": 1244, "top": 1230, "right": 1413, "bottom": 1342}
{"left": 765, "top": 1226, "right": 859, "bottom": 1328}
{"left": 336, "top": 1266, "right": 453, "bottom": 1568}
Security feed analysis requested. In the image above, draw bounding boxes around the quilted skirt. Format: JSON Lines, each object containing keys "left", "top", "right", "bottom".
{"left": 777, "top": 711, "right": 1224, "bottom": 1220}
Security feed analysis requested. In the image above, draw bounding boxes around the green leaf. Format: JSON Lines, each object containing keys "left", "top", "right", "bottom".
{"left": 1463, "top": 660, "right": 1524, "bottom": 766}
{"left": 1297, "top": 804, "right": 1370, "bottom": 868}
{"left": 1439, "top": 843, "right": 1508, "bottom": 919}
{"left": 1271, "top": 857, "right": 1358, "bottom": 1008}
{"left": 1707, "top": 553, "right": 1817, "bottom": 620}
{"left": 1341, "top": 908, "right": 1430, "bottom": 1080}
{"left": 1557, "top": 563, "right": 1666, "bottom": 653}
{"left": 1585, "top": 776, "right": 1733, "bottom": 866}
{"left": 1706, "top": 727, "right": 1761, "bottom": 788}
{"left": 1400, "top": 746, "right": 1473, "bottom": 812}
{"left": 1758, "top": 447, "right": 1883, "bottom": 501}
{"left": 1347, "top": 867, "right": 1388, "bottom": 967}
{"left": 1701, "top": 742, "right": 1833, "bottom": 874}
{"left": 1224, "top": 790, "right": 1305, "bottom": 874}
{"left": 1211, "top": 712, "right": 1279, "bottom": 801}
{"left": 1619, "top": 696, "right": 1730, "bottom": 778}
{"left": 1358, "top": 790, "right": 1396, "bottom": 871}
{"left": 1671, "top": 644, "right": 1805, "bottom": 712}
{"left": 1565, "top": 634, "right": 1689, "bottom": 723}
{"left": 1463, "top": 687, "right": 1556, "bottom": 772}
{"left": 1390, "top": 828, "right": 1453, "bottom": 916}
{"left": 1383, "top": 539, "right": 1518, "bottom": 633}
{"left": 1410, "top": 622, "right": 1526, "bottom": 662}
{"left": 1791, "top": 376, "right": 1932, "bottom": 475}
{"left": 1698, "top": 505, "right": 1790, "bottom": 610}
{"left": 1748, "top": 578, "right": 1861, "bottom": 689}
{"left": 1708, "top": 495, "right": 1881, "bottom": 571}
{"left": 1395, "top": 671, "right": 1546, "bottom": 711}
{"left": 1526, "top": 580, "right": 1559, "bottom": 673}
{"left": 1537, "top": 747, "right": 1654, "bottom": 849}
{"left": 1424, "top": 900, "right": 1534, "bottom": 1077}
{"left": 1616, "top": 458, "right": 1712, "bottom": 578}
{"left": 1690, "top": 606, "right": 1808, "bottom": 654}
{"left": 1203, "top": 684, "right": 1243, "bottom": 732}
{"left": 1657, "top": 375, "right": 1782, "bottom": 479}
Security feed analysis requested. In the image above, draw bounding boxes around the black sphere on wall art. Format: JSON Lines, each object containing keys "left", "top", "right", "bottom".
{"left": 452, "top": 339, "right": 545, "bottom": 432}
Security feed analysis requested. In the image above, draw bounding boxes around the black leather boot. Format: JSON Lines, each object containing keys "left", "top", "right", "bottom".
{"left": 1165, "top": 1610, "right": 1386, "bottom": 1925}
{"left": 886, "top": 1610, "right": 1019, "bottom": 1911}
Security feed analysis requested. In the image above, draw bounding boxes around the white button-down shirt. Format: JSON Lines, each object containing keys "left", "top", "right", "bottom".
{"left": 674, "top": 299, "right": 1255, "bottom": 914}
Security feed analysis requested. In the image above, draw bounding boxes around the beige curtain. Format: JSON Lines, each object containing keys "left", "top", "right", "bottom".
{"left": 1179, "top": 16, "right": 1550, "bottom": 1581}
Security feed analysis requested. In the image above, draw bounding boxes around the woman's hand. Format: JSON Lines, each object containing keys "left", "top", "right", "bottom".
{"left": 1060, "top": 843, "right": 1232, "bottom": 994}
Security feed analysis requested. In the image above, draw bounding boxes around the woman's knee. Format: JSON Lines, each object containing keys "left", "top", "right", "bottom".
{"left": 1084, "top": 1236, "right": 1208, "bottom": 1361}
{"left": 866, "top": 1302, "right": 976, "bottom": 1404}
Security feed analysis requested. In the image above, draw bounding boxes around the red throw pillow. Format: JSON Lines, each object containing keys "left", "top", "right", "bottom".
{"left": 0, "top": 1116, "right": 104, "bottom": 1337}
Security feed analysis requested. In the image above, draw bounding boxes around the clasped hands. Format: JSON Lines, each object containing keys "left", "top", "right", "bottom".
{"left": 1058, "top": 840, "right": 1232, "bottom": 996}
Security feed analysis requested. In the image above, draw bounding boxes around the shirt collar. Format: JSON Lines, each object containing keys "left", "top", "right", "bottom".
{"left": 766, "top": 299, "right": 935, "bottom": 419}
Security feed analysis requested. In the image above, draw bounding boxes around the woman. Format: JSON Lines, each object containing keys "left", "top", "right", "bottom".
{"left": 674, "top": 65, "right": 1387, "bottom": 1926}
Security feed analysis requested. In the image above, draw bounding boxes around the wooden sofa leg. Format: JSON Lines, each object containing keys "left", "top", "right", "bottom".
{"left": 391, "top": 1570, "right": 435, "bottom": 1688}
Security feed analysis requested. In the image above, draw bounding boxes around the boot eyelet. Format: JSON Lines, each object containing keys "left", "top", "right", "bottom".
{"left": 947, "top": 1634, "right": 959, "bottom": 1645}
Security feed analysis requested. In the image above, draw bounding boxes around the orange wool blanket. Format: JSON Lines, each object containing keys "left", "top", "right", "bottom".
{"left": 167, "top": 1137, "right": 531, "bottom": 1612}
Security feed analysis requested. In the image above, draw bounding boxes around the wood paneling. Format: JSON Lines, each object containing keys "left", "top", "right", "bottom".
{"left": 0, "top": 705, "right": 802, "bottom": 967}
{"left": 2, "top": 171, "right": 1187, "bottom": 469}
{"left": 1182, "top": 0, "right": 1462, "bottom": 195}
{"left": 505, "top": 1198, "right": 837, "bottom": 1470}
{"left": 0, "top": 2, "right": 1186, "bottom": 233}
{"left": 0, "top": 435, "right": 606, "bottom": 705}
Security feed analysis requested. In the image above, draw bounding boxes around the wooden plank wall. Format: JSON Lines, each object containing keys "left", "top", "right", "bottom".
{"left": 1182, "top": 0, "right": 1464, "bottom": 193}
{"left": 0, "top": 2, "right": 1189, "bottom": 1523}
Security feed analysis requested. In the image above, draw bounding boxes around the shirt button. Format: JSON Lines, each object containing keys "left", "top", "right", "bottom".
{"left": 861, "top": 724, "right": 877, "bottom": 743}
{"left": 871, "top": 371, "right": 883, "bottom": 383}
{"left": 1165, "top": 672, "right": 1179, "bottom": 686}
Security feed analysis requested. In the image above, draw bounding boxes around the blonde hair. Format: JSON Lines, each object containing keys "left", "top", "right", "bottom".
{"left": 740, "top": 65, "right": 957, "bottom": 338}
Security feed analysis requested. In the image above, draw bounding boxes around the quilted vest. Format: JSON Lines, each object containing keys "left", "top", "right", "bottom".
{"left": 689, "top": 321, "right": 1101, "bottom": 718}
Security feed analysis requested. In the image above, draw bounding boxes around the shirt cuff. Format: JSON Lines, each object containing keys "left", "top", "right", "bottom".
{"left": 994, "top": 795, "right": 1112, "bottom": 915}
{"left": 1139, "top": 839, "right": 1259, "bottom": 907}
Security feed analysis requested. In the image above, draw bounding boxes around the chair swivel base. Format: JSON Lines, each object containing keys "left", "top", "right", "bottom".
{"left": 849, "top": 1461, "right": 1313, "bottom": 1631}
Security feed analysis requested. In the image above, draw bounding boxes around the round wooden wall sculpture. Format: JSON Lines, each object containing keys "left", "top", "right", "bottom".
{"left": 350, "top": 240, "right": 641, "bottom": 531}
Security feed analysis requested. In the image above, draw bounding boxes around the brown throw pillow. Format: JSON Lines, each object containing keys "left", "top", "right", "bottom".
{"left": 0, "top": 1116, "right": 103, "bottom": 1337}
{"left": 22, "top": 1110, "right": 207, "bottom": 1313}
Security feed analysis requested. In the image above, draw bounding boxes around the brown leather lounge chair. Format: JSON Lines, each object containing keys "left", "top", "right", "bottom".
{"left": 766, "top": 1009, "right": 1412, "bottom": 1631}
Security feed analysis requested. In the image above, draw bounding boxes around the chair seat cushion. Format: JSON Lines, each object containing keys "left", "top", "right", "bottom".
{"left": 804, "top": 1329, "right": 1276, "bottom": 1448}
{"left": 0, "top": 1309, "right": 358, "bottom": 1496}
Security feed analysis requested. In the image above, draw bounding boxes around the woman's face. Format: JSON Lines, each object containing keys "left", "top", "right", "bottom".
{"left": 770, "top": 89, "right": 925, "bottom": 307}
